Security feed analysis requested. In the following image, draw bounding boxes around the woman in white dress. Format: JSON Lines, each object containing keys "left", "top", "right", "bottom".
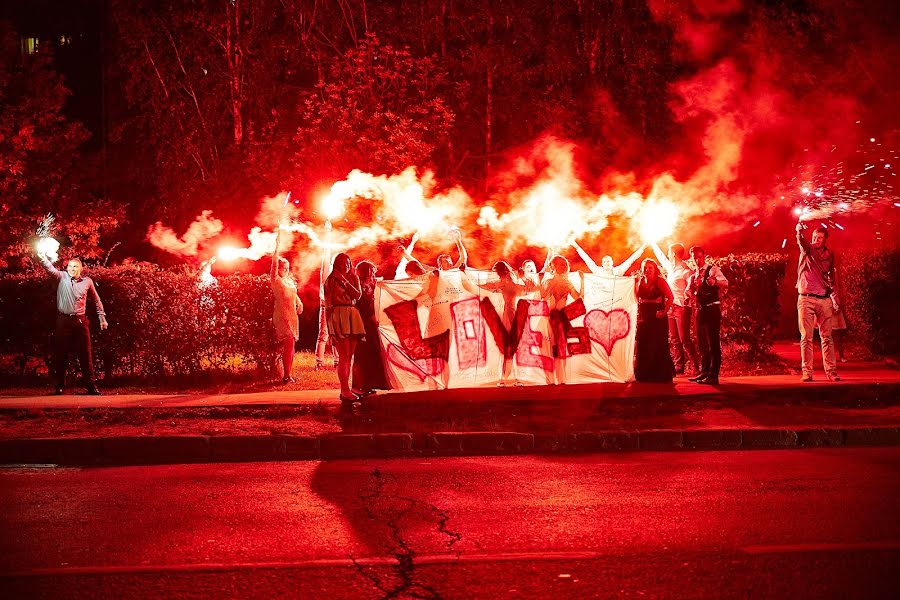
{"left": 270, "top": 230, "right": 303, "bottom": 383}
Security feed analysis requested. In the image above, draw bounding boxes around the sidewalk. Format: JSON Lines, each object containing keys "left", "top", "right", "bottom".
{"left": 1, "top": 348, "right": 898, "bottom": 465}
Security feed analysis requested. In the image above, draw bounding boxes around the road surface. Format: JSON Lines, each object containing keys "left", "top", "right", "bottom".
{"left": 1, "top": 449, "right": 898, "bottom": 598}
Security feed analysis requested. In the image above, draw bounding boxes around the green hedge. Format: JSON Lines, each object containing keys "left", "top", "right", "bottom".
{"left": 837, "top": 249, "right": 900, "bottom": 357}
{"left": 2, "top": 251, "right": 895, "bottom": 382}
{"left": 714, "top": 253, "right": 788, "bottom": 357}
{"left": 1, "top": 264, "right": 280, "bottom": 380}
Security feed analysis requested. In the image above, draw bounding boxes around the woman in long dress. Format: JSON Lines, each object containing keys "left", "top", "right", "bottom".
{"left": 324, "top": 253, "right": 367, "bottom": 402}
{"left": 270, "top": 231, "right": 303, "bottom": 383}
{"left": 352, "top": 261, "right": 388, "bottom": 395}
{"left": 634, "top": 259, "right": 675, "bottom": 383}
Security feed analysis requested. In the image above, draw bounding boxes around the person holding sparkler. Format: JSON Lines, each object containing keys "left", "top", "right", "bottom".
{"left": 651, "top": 241, "right": 700, "bottom": 375}
{"left": 324, "top": 253, "right": 367, "bottom": 402}
{"left": 270, "top": 229, "right": 303, "bottom": 383}
{"left": 395, "top": 229, "right": 467, "bottom": 278}
{"left": 685, "top": 247, "right": 728, "bottom": 385}
{"left": 35, "top": 250, "right": 108, "bottom": 395}
{"left": 519, "top": 247, "right": 554, "bottom": 292}
{"left": 795, "top": 223, "right": 840, "bottom": 382}
{"left": 634, "top": 259, "right": 675, "bottom": 383}
{"left": 571, "top": 240, "right": 646, "bottom": 277}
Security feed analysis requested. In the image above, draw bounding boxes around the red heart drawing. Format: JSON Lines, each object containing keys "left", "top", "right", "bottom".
{"left": 584, "top": 308, "right": 631, "bottom": 355}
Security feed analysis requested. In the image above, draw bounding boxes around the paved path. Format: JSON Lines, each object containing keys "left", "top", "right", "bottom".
{"left": 1, "top": 364, "right": 896, "bottom": 410}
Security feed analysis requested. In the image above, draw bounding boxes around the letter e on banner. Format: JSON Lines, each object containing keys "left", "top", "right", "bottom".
{"left": 515, "top": 299, "right": 553, "bottom": 372}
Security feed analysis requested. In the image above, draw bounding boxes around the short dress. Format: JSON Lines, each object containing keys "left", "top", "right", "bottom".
{"left": 272, "top": 276, "right": 301, "bottom": 341}
{"left": 324, "top": 274, "right": 366, "bottom": 339}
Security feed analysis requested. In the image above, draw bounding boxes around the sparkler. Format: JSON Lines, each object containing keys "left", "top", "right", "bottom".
{"left": 34, "top": 214, "right": 60, "bottom": 262}
{"left": 199, "top": 257, "right": 217, "bottom": 286}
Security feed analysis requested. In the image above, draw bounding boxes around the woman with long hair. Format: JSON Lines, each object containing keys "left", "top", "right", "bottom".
{"left": 352, "top": 260, "right": 389, "bottom": 396}
{"left": 634, "top": 258, "right": 675, "bottom": 383}
{"left": 270, "top": 229, "right": 303, "bottom": 383}
{"left": 324, "top": 253, "right": 366, "bottom": 402}
{"left": 540, "top": 255, "right": 582, "bottom": 384}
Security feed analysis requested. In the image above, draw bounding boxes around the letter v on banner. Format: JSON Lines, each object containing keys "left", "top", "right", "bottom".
{"left": 481, "top": 297, "right": 553, "bottom": 372}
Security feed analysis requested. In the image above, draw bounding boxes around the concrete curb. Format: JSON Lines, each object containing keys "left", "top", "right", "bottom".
{"left": 1, "top": 427, "right": 899, "bottom": 466}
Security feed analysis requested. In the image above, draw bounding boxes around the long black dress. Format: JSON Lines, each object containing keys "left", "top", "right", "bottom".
{"left": 352, "top": 281, "right": 389, "bottom": 391}
{"left": 634, "top": 279, "right": 675, "bottom": 383}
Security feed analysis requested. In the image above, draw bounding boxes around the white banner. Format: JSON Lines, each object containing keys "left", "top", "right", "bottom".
{"left": 375, "top": 269, "right": 638, "bottom": 391}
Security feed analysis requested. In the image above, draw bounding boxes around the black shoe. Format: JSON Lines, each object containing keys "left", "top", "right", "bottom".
{"left": 86, "top": 387, "right": 102, "bottom": 396}
{"left": 689, "top": 374, "right": 708, "bottom": 382}
{"left": 698, "top": 378, "right": 719, "bottom": 385}
{"left": 53, "top": 387, "right": 64, "bottom": 395}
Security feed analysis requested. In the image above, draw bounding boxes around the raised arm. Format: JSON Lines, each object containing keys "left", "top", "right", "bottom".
{"left": 541, "top": 247, "right": 554, "bottom": 274}
{"left": 36, "top": 253, "right": 63, "bottom": 280}
{"left": 450, "top": 230, "right": 467, "bottom": 269}
{"left": 571, "top": 241, "right": 600, "bottom": 275}
{"left": 796, "top": 223, "right": 810, "bottom": 253}
{"left": 395, "top": 233, "right": 419, "bottom": 278}
{"left": 617, "top": 244, "right": 647, "bottom": 274}
{"left": 650, "top": 242, "right": 671, "bottom": 273}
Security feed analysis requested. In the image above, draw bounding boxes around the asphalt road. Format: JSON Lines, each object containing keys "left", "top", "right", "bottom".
{"left": 1, "top": 449, "right": 899, "bottom": 598}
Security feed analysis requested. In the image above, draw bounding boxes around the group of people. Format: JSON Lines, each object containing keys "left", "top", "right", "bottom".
{"left": 291, "top": 230, "right": 734, "bottom": 400}
{"left": 35, "top": 219, "right": 842, "bottom": 397}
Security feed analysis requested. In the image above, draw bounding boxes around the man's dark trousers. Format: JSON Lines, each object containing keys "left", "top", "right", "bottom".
{"left": 696, "top": 304, "right": 722, "bottom": 379}
{"left": 54, "top": 314, "right": 95, "bottom": 389}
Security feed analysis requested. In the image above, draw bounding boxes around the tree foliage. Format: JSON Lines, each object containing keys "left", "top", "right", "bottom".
{"left": 0, "top": 21, "right": 121, "bottom": 268}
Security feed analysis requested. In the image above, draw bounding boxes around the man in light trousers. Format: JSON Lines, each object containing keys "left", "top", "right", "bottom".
{"left": 796, "top": 223, "right": 839, "bottom": 382}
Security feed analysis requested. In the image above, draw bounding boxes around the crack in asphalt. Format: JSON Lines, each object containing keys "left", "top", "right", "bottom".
{"left": 351, "top": 468, "right": 463, "bottom": 599}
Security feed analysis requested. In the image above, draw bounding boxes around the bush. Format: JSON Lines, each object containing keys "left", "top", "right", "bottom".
{"left": 838, "top": 249, "right": 900, "bottom": 357}
{"left": 715, "top": 253, "right": 789, "bottom": 357}
{"left": 0, "top": 264, "right": 279, "bottom": 381}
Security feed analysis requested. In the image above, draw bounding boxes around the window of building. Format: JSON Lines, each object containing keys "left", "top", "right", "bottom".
{"left": 22, "top": 37, "right": 40, "bottom": 54}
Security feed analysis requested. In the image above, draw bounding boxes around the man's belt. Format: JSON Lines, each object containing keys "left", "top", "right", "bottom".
{"left": 700, "top": 301, "right": 721, "bottom": 307}
{"left": 59, "top": 312, "right": 85, "bottom": 317}
{"left": 799, "top": 292, "right": 830, "bottom": 299}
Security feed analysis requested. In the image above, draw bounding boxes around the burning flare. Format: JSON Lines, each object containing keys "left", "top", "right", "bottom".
{"left": 35, "top": 237, "right": 60, "bottom": 262}
{"left": 636, "top": 200, "right": 680, "bottom": 244}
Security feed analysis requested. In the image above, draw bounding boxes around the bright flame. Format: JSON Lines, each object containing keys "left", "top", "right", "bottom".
{"left": 637, "top": 200, "right": 680, "bottom": 244}
{"left": 36, "top": 237, "right": 60, "bottom": 262}
{"left": 216, "top": 228, "right": 277, "bottom": 261}
{"left": 479, "top": 182, "right": 591, "bottom": 249}
{"left": 321, "top": 192, "right": 346, "bottom": 222}
{"left": 323, "top": 167, "right": 468, "bottom": 237}
{"left": 217, "top": 246, "right": 242, "bottom": 261}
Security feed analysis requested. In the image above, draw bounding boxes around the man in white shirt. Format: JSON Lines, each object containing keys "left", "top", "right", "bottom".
{"left": 685, "top": 246, "right": 728, "bottom": 385}
{"left": 652, "top": 242, "right": 699, "bottom": 375}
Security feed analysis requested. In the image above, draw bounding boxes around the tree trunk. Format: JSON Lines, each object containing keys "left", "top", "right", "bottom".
{"left": 485, "top": 63, "right": 493, "bottom": 191}
{"left": 226, "top": 0, "right": 244, "bottom": 147}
